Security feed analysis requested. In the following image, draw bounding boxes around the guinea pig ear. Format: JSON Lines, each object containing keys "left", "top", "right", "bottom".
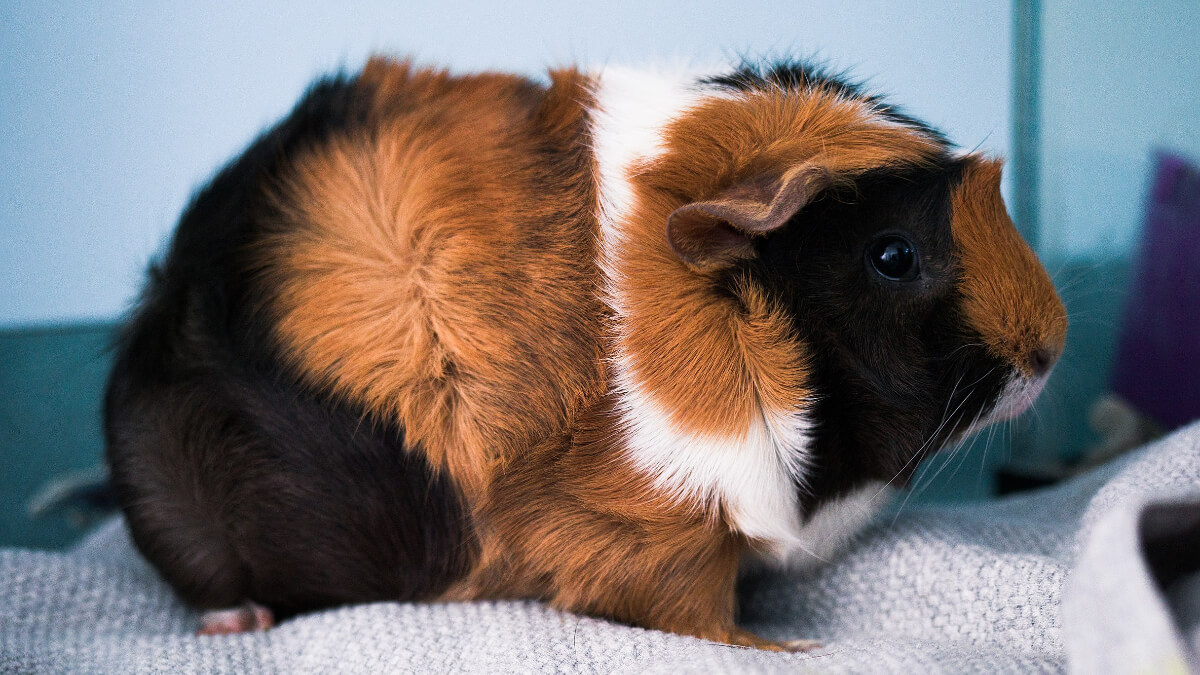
{"left": 667, "top": 164, "right": 833, "bottom": 270}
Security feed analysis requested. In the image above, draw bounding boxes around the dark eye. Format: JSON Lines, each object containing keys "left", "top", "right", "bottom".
{"left": 867, "top": 235, "right": 920, "bottom": 282}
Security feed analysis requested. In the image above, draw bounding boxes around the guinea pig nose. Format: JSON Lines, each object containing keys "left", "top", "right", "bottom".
{"left": 1028, "top": 345, "right": 1057, "bottom": 377}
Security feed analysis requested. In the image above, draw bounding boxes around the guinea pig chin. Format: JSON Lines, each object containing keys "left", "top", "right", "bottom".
{"left": 958, "top": 367, "right": 1051, "bottom": 442}
{"left": 990, "top": 369, "right": 1051, "bottom": 421}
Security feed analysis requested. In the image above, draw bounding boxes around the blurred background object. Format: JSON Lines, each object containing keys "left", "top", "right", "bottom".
{"left": 0, "top": 324, "right": 112, "bottom": 548}
{"left": 1110, "top": 153, "right": 1200, "bottom": 432}
{"left": 1, "top": 0, "right": 1197, "bottom": 547}
{"left": 992, "top": 0, "right": 1200, "bottom": 490}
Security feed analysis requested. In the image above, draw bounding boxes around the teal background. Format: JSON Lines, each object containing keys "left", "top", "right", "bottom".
{"left": 1020, "top": 0, "right": 1200, "bottom": 467}
{"left": 0, "top": 324, "right": 113, "bottom": 549}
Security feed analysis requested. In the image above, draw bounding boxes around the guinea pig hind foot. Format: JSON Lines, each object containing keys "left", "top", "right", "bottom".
{"left": 196, "top": 601, "right": 275, "bottom": 636}
{"left": 716, "top": 627, "right": 823, "bottom": 653}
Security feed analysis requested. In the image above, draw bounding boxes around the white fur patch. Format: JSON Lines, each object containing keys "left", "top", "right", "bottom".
{"left": 955, "top": 368, "right": 1050, "bottom": 443}
{"left": 992, "top": 369, "right": 1049, "bottom": 421}
{"left": 588, "top": 67, "right": 811, "bottom": 556}
{"left": 611, "top": 354, "right": 812, "bottom": 557}
{"left": 589, "top": 65, "right": 720, "bottom": 302}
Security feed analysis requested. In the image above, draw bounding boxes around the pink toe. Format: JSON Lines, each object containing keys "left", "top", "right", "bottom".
{"left": 197, "top": 602, "right": 275, "bottom": 635}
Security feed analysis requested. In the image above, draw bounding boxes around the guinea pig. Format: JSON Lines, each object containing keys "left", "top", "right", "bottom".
{"left": 104, "top": 56, "right": 1067, "bottom": 651}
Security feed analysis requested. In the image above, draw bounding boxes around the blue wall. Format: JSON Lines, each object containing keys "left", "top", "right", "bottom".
{"left": 0, "top": 0, "right": 1012, "bottom": 327}
{"left": 1018, "top": 0, "right": 1200, "bottom": 463}
{"left": 1039, "top": 0, "right": 1200, "bottom": 261}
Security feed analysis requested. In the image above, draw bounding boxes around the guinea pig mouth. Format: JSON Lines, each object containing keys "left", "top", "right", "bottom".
{"left": 945, "top": 370, "right": 1049, "bottom": 448}
{"left": 988, "top": 371, "right": 1049, "bottom": 422}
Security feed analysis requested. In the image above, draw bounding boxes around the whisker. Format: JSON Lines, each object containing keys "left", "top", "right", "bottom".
{"left": 891, "top": 392, "right": 977, "bottom": 523}
{"left": 975, "top": 407, "right": 1003, "bottom": 492}
{"left": 871, "top": 373, "right": 968, "bottom": 508}
{"left": 895, "top": 367, "right": 999, "bottom": 518}
{"left": 901, "top": 398, "right": 979, "bottom": 512}
{"left": 943, "top": 405, "right": 990, "bottom": 488}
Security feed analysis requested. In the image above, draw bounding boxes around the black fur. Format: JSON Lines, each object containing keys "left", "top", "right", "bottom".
{"left": 750, "top": 160, "right": 1008, "bottom": 510}
{"left": 104, "top": 73, "right": 474, "bottom": 615}
{"left": 702, "top": 58, "right": 952, "bottom": 147}
{"left": 709, "top": 61, "right": 996, "bottom": 508}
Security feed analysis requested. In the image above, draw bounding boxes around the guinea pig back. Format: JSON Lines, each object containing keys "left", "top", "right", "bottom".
{"left": 105, "top": 57, "right": 1066, "bottom": 650}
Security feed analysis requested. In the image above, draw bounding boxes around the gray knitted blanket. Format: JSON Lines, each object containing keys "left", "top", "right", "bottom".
{"left": 3, "top": 425, "right": 1199, "bottom": 674}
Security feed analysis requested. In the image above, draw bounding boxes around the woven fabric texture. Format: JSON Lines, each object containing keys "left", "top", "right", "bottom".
{"left": 3, "top": 424, "right": 1199, "bottom": 674}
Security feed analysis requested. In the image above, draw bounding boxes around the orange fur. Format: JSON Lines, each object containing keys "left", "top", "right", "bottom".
{"left": 445, "top": 392, "right": 781, "bottom": 649}
{"left": 436, "top": 84, "right": 954, "bottom": 648}
{"left": 612, "top": 90, "right": 945, "bottom": 438}
{"left": 951, "top": 159, "right": 1067, "bottom": 373}
{"left": 261, "top": 59, "right": 604, "bottom": 495}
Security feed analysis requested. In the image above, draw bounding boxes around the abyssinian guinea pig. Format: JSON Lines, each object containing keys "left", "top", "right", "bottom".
{"left": 105, "top": 56, "right": 1067, "bottom": 650}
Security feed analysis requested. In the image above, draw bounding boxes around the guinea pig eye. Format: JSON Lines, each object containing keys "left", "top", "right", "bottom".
{"left": 866, "top": 235, "right": 920, "bottom": 282}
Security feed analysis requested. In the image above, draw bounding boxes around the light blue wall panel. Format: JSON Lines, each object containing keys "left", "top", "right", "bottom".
{"left": 1023, "top": 0, "right": 1200, "bottom": 463}
{"left": 0, "top": 1, "right": 1012, "bottom": 327}
{"left": 1039, "top": 0, "right": 1200, "bottom": 261}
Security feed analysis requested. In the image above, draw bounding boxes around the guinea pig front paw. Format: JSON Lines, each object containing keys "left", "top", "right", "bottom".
{"left": 781, "top": 638, "right": 824, "bottom": 652}
{"left": 196, "top": 601, "right": 275, "bottom": 636}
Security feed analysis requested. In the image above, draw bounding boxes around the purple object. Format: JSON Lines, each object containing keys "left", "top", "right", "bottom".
{"left": 1111, "top": 152, "right": 1200, "bottom": 429}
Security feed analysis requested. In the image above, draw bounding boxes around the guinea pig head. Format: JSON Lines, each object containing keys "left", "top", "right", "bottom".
{"left": 665, "top": 154, "right": 1066, "bottom": 498}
